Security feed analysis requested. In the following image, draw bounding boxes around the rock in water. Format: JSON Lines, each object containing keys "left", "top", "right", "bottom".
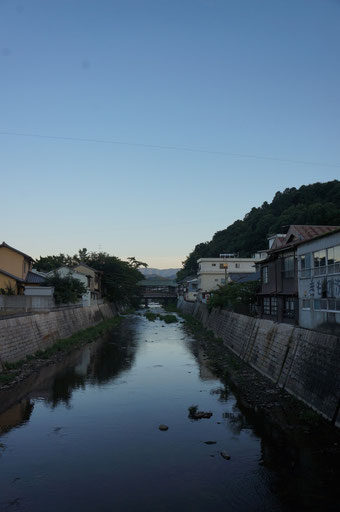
{"left": 220, "top": 451, "right": 231, "bottom": 460}
{"left": 204, "top": 441, "right": 217, "bottom": 445}
{"left": 159, "top": 424, "right": 169, "bottom": 431}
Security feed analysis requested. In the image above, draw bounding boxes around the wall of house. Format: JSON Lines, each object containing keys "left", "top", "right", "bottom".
{"left": 0, "top": 247, "right": 28, "bottom": 280}
{"left": 178, "top": 299, "right": 340, "bottom": 427}
{"left": 0, "top": 303, "right": 116, "bottom": 367}
{"left": 297, "top": 231, "right": 340, "bottom": 335}
{"left": 0, "top": 273, "right": 17, "bottom": 291}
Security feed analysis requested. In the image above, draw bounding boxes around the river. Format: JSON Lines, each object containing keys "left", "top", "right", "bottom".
{"left": 0, "top": 306, "right": 338, "bottom": 511}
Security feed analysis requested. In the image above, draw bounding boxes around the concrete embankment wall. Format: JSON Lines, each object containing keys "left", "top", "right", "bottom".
{"left": 178, "top": 299, "right": 340, "bottom": 427}
{"left": 0, "top": 303, "right": 116, "bottom": 367}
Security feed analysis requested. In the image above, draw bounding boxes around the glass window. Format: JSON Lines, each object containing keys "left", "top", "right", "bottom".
{"left": 284, "top": 297, "right": 295, "bottom": 318}
{"left": 300, "top": 253, "right": 311, "bottom": 278}
{"left": 302, "top": 299, "right": 310, "bottom": 309}
{"left": 283, "top": 256, "right": 294, "bottom": 278}
{"left": 235, "top": 263, "right": 240, "bottom": 268}
{"left": 263, "top": 297, "right": 270, "bottom": 315}
{"left": 271, "top": 297, "right": 277, "bottom": 315}
{"left": 212, "top": 263, "right": 216, "bottom": 267}
{"left": 262, "top": 266, "right": 268, "bottom": 284}
{"left": 219, "top": 263, "right": 228, "bottom": 269}
{"left": 327, "top": 245, "right": 340, "bottom": 274}
{"left": 313, "top": 250, "right": 326, "bottom": 276}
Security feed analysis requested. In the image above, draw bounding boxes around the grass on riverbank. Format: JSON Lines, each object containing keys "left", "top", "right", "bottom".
{"left": 0, "top": 316, "right": 121, "bottom": 386}
{"left": 144, "top": 311, "right": 178, "bottom": 324}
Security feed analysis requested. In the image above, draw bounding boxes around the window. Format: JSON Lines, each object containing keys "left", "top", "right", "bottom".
{"left": 262, "top": 266, "right": 268, "bottom": 284}
{"left": 300, "top": 253, "right": 311, "bottom": 278}
{"left": 235, "top": 263, "right": 240, "bottom": 268}
{"left": 263, "top": 297, "right": 277, "bottom": 315}
{"left": 314, "top": 299, "right": 340, "bottom": 311}
{"left": 219, "top": 263, "right": 228, "bottom": 269}
{"left": 214, "top": 278, "right": 218, "bottom": 282}
{"left": 283, "top": 256, "right": 294, "bottom": 278}
{"left": 212, "top": 263, "right": 216, "bottom": 267}
{"left": 263, "top": 297, "right": 270, "bottom": 315}
{"left": 327, "top": 245, "right": 340, "bottom": 274}
{"left": 302, "top": 299, "right": 310, "bottom": 310}
{"left": 284, "top": 297, "right": 295, "bottom": 318}
{"left": 271, "top": 297, "right": 277, "bottom": 315}
{"left": 313, "top": 250, "right": 326, "bottom": 276}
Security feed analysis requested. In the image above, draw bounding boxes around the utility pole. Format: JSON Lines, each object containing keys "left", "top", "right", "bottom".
{"left": 223, "top": 263, "right": 228, "bottom": 285}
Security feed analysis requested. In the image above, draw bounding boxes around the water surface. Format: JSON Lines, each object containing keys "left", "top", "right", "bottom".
{"left": 0, "top": 307, "right": 338, "bottom": 511}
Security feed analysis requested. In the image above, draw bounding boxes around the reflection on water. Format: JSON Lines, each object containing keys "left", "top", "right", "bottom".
{"left": 0, "top": 308, "right": 338, "bottom": 512}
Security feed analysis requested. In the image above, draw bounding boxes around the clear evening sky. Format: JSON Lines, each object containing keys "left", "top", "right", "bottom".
{"left": 1, "top": 0, "right": 339, "bottom": 268}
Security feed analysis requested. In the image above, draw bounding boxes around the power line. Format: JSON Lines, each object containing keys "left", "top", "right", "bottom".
{"left": 0, "top": 130, "right": 339, "bottom": 168}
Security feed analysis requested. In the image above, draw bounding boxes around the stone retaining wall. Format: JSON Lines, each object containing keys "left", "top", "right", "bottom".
{"left": 178, "top": 299, "right": 340, "bottom": 427}
{"left": 0, "top": 303, "right": 116, "bottom": 367}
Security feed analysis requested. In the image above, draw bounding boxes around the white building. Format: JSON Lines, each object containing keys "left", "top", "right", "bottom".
{"left": 197, "top": 255, "right": 258, "bottom": 300}
{"left": 297, "top": 228, "right": 340, "bottom": 335}
{"left": 46, "top": 266, "right": 91, "bottom": 306}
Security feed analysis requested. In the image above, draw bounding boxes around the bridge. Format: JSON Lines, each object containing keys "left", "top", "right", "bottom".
{"left": 137, "top": 279, "right": 178, "bottom": 304}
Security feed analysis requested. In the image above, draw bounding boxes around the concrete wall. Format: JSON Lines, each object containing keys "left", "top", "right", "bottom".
{"left": 0, "top": 294, "right": 55, "bottom": 311}
{"left": 178, "top": 299, "right": 340, "bottom": 427}
{"left": 0, "top": 303, "right": 116, "bottom": 367}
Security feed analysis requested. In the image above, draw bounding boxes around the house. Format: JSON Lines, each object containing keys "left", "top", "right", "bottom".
{"left": 197, "top": 254, "right": 257, "bottom": 301}
{"left": 297, "top": 227, "right": 340, "bottom": 335}
{"left": 184, "top": 277, "right": 198, "bottom": 302}
{"left": 73, "top": 263, "right": 102, "bottom": 302}
{"left": 257, "top": 225, "right": 340, "bottom": 325}
{"left": 0, "top": 242, "right": 34, "bottom": 294}
{"left": 46, "top": 266, "right": 91, "bottom": 306}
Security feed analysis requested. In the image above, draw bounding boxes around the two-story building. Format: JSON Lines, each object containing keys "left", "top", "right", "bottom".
{"left": 0, "top": 242, "right": 34, "bottom": 293}
{"left": 73, "top": 263, "right": 103, "bottom": 302}
{"left": 257, "top": 225, "right": 339, "bottom": 325}
{"left": 197, "top": 254, "right": 258, "bottom": 301}
{"left": 297, "top": 227, "right": 340, "bottom": 335}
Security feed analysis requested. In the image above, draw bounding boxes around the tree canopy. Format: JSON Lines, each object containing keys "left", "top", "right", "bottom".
{"left": 36, "top": 250, "right": 147, "bottom": 307}
{"left": 177, "top": 180, "right": 340, "bottom": 280}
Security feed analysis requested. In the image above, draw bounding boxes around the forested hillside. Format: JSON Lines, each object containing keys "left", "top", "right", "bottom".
{"left": 177, "top": 180, "right": 340, "bottom": 280}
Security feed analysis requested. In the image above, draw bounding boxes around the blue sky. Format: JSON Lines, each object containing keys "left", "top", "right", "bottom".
{"left": 1, "top": 0, "right": 339, "bottom": 268}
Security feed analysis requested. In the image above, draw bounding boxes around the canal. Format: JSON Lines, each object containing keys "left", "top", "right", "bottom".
{"left": 0, "top": 306, "right": 338, "bottom": 511}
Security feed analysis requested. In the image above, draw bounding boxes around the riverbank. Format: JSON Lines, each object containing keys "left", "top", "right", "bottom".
{"left": 0, "top": 316, "right": 121, "bottom": 391}
{"left": 180, "top": 312, "right": 340, "bottom": 460}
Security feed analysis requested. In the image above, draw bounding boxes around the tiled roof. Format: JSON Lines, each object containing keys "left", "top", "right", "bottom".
{"left": 25, "top": 271, "right": 46, "bottom": 284}
{"left": 0, "top": 268, "right": 24, "bottom": 283}
{"left": 229, "top": 272, "right": 260, "bottom": 283}
{"left": 0, "top": 242, "right": 34, "bottom": 261}
{"left": 271, "top": 225, "right": 340, "bottom": 253}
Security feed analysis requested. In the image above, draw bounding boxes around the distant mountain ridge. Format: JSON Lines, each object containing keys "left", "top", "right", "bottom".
{"left": 140, "top": 268, "right": 180, "bottom": 279}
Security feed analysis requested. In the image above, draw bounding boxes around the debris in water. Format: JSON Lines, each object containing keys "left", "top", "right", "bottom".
{"left": 188, "top": 405, "right": 213, "bottom": 420}
{"left": 204, "top": 441, "right": 217, "bottom": 445}
{"left": 158, "top": 424, "right": 169, "bottom": 431}
{"left": 220, "top": 451, "right": 231, "bottom": 460}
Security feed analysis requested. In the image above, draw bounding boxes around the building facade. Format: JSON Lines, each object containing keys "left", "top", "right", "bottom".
{"left": 297, "top": 228, "right": 340, "bottom": 335}
{"left": 257, "top": 225, "right": 339, "bottom": 325}
{"left": 197, "top": 256, "right": 257, "bottom": 300}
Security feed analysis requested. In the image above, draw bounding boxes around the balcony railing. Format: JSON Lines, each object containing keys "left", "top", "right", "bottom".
{"left": 300, "top": 263, "right": 340, "bottom": 278}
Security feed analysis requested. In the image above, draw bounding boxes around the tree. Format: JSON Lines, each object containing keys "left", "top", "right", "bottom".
{"left": 127, "top": 257, "right": 148, "bottom": 269}
{"left": 208, "top": 281, "right": 259, "bottom": 312}
{"left": 179, "top": 180, "right": 340, "bottom": 279}
{"left": 44, "top": 273, "right": 87, "bottom": 305}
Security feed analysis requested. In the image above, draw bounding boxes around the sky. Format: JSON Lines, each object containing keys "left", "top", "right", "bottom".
{"left": 1, "top": 0, "right": 339, "bottom": 268}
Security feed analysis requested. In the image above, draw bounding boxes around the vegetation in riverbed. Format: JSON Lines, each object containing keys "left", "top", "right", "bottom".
{"left": 144, "top": 311, "right": 158, "bottom": 321}
{"left": 160, "top": 314, "right": 178, "bottom": 324}
{"left": 163, "top": 303, "right": 178, "bottom": 313}
{"left": 0, "top": 316, "right": 121, "bottom": 387}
